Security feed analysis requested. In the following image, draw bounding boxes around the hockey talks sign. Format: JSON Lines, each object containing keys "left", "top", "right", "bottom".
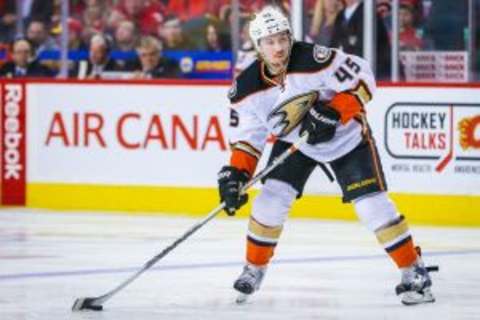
{"left": 385, "top": 103, "right": 480, "bottom": 173}
{"left": 1, "top": 83, "right": 26, "bottom": 205}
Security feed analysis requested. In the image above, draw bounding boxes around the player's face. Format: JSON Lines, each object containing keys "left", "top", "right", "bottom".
{"left": 258, "top": 31, "right": 291, "bottom": 71}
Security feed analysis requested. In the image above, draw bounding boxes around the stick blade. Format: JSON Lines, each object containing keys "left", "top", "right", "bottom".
{"left": 72, "top": 297, "right": 103, "bottom": 312}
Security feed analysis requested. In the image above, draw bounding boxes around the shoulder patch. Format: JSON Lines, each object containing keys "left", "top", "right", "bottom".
{"left": 313, "top": 45, "right": 332, "bottom": 64}
{"left": 228, "top": 79, "right": 237, "bottom": 99}
{"left": 287, "top": 42, "right": 336, "bottom": 74}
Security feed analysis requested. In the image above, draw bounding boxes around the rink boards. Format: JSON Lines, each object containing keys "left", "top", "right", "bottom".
{"left": 1, "top": 79, "right": 479, "bottom": 226}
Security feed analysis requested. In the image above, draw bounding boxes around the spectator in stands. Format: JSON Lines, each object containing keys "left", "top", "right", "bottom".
{"left": 26, "top": 19, "right": 59, "bottom": 58}
{"left": 399, "top": 4, "right": 424, "bottom": 51}
{"left": 205, "top": 23, "right": 230, "bottom": 52}
{"left": 167, "top": 1, "right": 230, "bottom": 22}
{"left": 133, "top": 35, "right": 180, "bottom": 79}
{"left": 302, "top": 0, "right": 320, "bottom": 40}
{"left": 307, "top": 0, "right": 344, "bottom": 46}
{"left": 158, "top": 15, "right": 196, "bottom": 51}
{"left": 376, "top": 0, "right": 392, "bottom": 33}
{"left": 71, "top": 33, "right": 118, "bottom": 79}
{"left": 0, "top": 0, "right": 16, "bottom": 45}
{"left": 0, "top": 0, "right": 53, "bottom": 40}
{"left": 235, "top": 1, "right": 285, "bottom": 23}
{"left": 400, "top": 0, "right": 424, "bottom": 28}
{"left": 108, "top": 0, "right": 166, "bottom": 36}
{"left": 82, "top": 1, "right": 109, "bottom": 42}
{"left": 65, "top": 18, "right": 87, "bottom": 51}
{"left": 114, "top": 20, "right": 137, "bottom": 52}
{"left": 218, "top": 0, "right": 268, "bottom": 23}
{"left": 17, "top": 0, "right": 54, "bottom": 26}
{"left": 235, "top": 0, "right": 268, "bottom": 19}
{"left": 330, "top": 0, "right": 392, "bottom": 80}
{"left": 376, "top": 0, "right": 424, "bottom": 35}
{"left": 234, "top": 21, "right": 256, "bottom": 77}
{"left": 113, "top": 20, "right": 138, "bottom": 71}
{"left": 166, "top": 0, "right": 231, "bottom": 49}
{"left": 48, "top": 17, "right": 88, "bottom": 52}
{"left": 424, "top": 1, "right": 468, "bottom": 50}
{"left": 0, "top": 38, "right": 54, "bottom": 78}
{"left": 35, "top": 0, "right": 55, "bottom": 23}
{"left": 71, "top": 0, "right": 113, "bottom": 21}
{"left": 0, "top": 1, "right": 14, "bottom": 16}
{"left": 70, "top": 0, "right": 87, "bottom": 20}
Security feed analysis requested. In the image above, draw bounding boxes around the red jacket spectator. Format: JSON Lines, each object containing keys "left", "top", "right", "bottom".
{"left": 237, "top": 0, "right": 266, "bottom": 13}
{"left": 109, "top": 0, "right": 167, "bottom": 35}
{"left": 167, "top": 0, "right": 229, "bottom": 21}
{"left": 70, "top": 0, "right": 113, "bottom": 20}
{"left": 400, "top": 28, "right": 423, "bottom": 51}
{"left": 399, "top": 4, "right": 424, "bottom": 50}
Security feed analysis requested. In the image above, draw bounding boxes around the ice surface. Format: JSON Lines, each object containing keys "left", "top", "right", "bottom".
{"left": 1, "top": 208, "right": 479, "bottom": 320}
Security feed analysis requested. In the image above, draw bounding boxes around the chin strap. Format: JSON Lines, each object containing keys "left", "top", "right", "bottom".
{"left": 260, "top": 62, "right": 286, "bottom": 88}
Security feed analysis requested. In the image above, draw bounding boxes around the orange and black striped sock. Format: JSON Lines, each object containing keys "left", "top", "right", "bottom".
{"left": 375, "top": 215, "right": 418, "bottom": 268}
{"left": 246, "top": 217, "right": 283, "bottom": 266}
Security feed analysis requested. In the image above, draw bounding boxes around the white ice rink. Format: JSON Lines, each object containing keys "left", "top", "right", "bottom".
{"left": 1, "top": 209, "right": 479, "bottom": 320}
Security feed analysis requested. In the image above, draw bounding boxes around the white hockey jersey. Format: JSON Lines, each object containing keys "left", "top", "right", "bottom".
{"left": 227, "top": 42, "right": 376, "bottom": 164}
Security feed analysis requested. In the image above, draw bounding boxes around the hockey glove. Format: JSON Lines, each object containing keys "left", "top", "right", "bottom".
{"left": 300, "top": 101, "right": 340, "bottom": 145}
{"left": 218, "top": 166, "right": 250, "bottom": 216}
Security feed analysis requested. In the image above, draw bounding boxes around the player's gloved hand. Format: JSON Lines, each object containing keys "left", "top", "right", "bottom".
{"left": 217, "top": 166, "right": 250, "bottom": 216}
{"left": 300, "top": 101, "right": 340, "bottom": 145}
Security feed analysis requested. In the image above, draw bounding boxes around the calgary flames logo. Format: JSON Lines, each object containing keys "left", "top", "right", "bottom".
{"left": 459, "top": 115, "right": 480, "bottom": 150}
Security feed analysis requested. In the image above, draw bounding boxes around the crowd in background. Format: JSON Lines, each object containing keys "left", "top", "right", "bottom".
{"left": 0, "top": 0, "right": 477, "bottom": 80}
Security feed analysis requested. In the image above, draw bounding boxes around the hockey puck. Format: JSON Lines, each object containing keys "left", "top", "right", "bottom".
{"left": 426, "top": 266, "right": 439, "bottom": 272}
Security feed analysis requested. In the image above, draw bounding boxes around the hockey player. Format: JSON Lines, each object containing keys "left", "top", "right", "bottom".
{"left": 217, "top": 6, "right": 436, "bottom": 305}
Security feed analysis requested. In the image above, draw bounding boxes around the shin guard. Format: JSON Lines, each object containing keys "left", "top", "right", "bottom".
{"left": 246, "top": 217, "right": 283, "bottom": 266}
{"left": 375, "top": 215, "right": 418, "bottom": 268}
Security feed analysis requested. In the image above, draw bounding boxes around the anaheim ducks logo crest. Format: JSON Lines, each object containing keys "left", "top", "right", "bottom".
{"left": 267, "top": 91, "right": 319, "bottom": 137}
{"left": 313, "top": 45, "right": 332, "bottom": 63}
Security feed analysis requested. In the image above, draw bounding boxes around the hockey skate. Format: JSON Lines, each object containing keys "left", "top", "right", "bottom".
{"left": 233, "top": 264, "right": 266, "bottom": 304}
{"left": 396, "top": 254, "right": 438, "bottom": 306}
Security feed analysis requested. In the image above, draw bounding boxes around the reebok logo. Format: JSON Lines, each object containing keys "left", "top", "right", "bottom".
{"left": 3, "top": 84, "right": 23, "bottom": 180}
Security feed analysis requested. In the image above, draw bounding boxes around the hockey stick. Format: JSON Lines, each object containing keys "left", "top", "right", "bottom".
{"left": 72, "top": 132, "right": 309, "bottom": 312}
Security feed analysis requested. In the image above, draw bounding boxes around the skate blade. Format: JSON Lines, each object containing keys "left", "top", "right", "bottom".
{"left": 235, "top": 293, "right": 249, "bottom": 305}
{"left": 401, "top": 289, "right": 435, "bottom": 306}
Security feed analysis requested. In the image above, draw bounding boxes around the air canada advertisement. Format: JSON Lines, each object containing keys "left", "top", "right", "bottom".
{"left": 24, "top": 82, "right": 230, "bottom": 190}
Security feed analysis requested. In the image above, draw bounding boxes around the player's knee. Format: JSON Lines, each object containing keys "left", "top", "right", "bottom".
{"left": 252, "top": 179, "right": 298, "bottom": 226}
{"left": 353, "top": 192, "right": 399, "bottom": 232}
